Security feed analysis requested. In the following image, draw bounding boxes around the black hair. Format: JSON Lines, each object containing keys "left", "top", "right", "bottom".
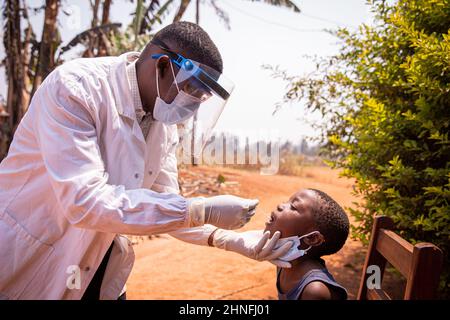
{"left": 151, "top": 21, "right": 223, "bottom": 73}
{"left": 308, "top": 189, "right": 349, "bottom": 256}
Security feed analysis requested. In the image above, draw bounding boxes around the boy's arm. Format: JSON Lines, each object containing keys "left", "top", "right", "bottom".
{"left": 299, "top": 282, "right": 333, "bottom": 300}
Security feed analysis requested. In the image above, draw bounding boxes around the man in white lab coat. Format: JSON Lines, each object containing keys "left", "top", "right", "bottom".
{"left": 0, "top": 22, "right": 293, "bottom": 300}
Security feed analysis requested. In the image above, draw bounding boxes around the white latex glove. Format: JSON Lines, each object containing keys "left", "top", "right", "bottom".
{"left": 188, "top": 195, "right": 259, "bottom": 230}
{"left": 212, "top": 229, "right": 294, "bottom": 267}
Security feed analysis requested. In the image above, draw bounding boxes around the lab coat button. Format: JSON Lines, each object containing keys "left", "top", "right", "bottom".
{"left": 134, "top": 173, "right": 139, "bottom": 179}
{"left": 148, "top": 170, "right": 153, "bottom": 175}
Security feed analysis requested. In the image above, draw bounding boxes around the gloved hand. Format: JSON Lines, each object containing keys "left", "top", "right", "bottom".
{"left": 211, "top": 229, "right": 294, "bottom": 268}
{"left": 188, "top": 195, "right": 259, "bottom": 230}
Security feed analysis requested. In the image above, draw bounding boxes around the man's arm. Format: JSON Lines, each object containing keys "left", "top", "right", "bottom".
{"left": 150, "top": 131, "right": 292, "bottom": 261}
{"left": 34, "top": 74, "right": 202, "bottom": 235}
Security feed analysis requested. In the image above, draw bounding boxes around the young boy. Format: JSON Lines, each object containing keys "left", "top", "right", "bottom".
{"left": 265, "top": 188, "right": 349, "bottom": 300}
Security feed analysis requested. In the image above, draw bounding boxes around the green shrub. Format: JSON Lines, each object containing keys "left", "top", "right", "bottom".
{"left": 276, "top": 0, "right": 450, "bottom": 297}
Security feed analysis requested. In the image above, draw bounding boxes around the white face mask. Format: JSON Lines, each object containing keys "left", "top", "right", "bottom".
{"left": 153, "top": 60, "right": 202, "bottom": 125}
{"left": 274, "top": 231, "right": 322, "bottom": 262}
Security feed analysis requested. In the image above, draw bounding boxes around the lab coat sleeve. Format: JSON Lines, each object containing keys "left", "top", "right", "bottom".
{"left": 169, "top": 224, "right": 218, "bottom": 246}
{"left": 150, "top": 131, "right": 216, "bottom": 246}
{"left": 33, "top": 75, "right": 200, "bottom": 235}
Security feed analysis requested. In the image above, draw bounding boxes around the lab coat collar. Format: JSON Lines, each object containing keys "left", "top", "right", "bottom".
{"left": 109, "top": 52, "right": 142, "bottom": 121}
{"left": 125, "top": 55, "right": 146, "bottom": 122}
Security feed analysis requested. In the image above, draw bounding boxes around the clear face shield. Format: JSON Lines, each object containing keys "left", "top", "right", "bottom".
{"left": 151, "top": 40, "right": 234, "bottom": 158}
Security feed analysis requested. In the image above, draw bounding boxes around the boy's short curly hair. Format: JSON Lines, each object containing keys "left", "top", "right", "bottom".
{"left": 152, "top": 21, "right": 223, "bottom": 73}
{"left": 308, "top": 189, "right": 349, "bottom": 256}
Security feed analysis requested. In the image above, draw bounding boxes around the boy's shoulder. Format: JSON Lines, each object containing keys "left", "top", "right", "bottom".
{"left": 298, "top": 264, "right": 348, "bottom": 300}
{"left": 277, "top": 261, "right": 348, "bottom": 300}
{"left": 300, "top": 280, "right": 341, "bottom": 300}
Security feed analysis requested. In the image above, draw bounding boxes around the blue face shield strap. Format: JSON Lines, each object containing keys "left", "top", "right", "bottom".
{"left": 150, "top": 41, "right": 230, "bottom": 100}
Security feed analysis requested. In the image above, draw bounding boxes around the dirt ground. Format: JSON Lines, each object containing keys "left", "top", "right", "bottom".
{"left": 126, "top": 166, "right": 403, "bottom": 300}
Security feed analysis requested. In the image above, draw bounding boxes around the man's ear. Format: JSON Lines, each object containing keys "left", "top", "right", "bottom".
{"left": 156, "top": 55, "right": 170, "bottom": 78}
{"left": 303, "top": 232, "right": 325, "bottom": 247}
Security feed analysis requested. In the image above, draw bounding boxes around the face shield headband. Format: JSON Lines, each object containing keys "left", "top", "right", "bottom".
{"left": 149, "top": 39, "right": 231, "bottom": 101}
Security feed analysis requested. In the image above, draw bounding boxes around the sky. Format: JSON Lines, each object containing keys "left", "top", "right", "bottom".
{"left": 0, "top": 0, "right": 374, "bottom": 142}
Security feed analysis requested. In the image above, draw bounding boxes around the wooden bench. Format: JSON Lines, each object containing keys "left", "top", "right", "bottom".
{"left": 357, "top": 216, "right": 443, "bottom": 300}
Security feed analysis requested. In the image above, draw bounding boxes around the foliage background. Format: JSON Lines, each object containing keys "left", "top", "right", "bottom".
{"left": 274, "top": 0, "right": 450, "bottom": 297}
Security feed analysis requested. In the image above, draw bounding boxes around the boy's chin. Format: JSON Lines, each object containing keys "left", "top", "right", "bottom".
{"left": 263, "top": 224, "right": 276, "bottom": 237}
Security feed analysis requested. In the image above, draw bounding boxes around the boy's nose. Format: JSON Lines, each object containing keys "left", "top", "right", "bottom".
{"left": 277, "top": 203, "right": 287, "bottom": 211}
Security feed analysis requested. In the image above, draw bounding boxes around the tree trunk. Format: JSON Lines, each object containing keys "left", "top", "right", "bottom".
{"left": 173, "top": 0, "right": 191, "bottom": 22}
{"left": 195, "top": 0, "right": 200, "bottom": 24}
{"left": 2, "top": 0, "right": 26, "bottom": 159}
{"left": 30, "top": 0, "right": 59, "bottom": 98}
{"left": 22, "top": 24, "right": 33, "bottom": 109}
{"left": 98, "top": 0, "right": 112, "bottom": 56}
{"left": 91, "top": 0, "right": 101, "bottom": 27}
{"left": 190, "top": 0, "right": 200, "bottom": 165}
{"left": 101, "top": 0, "right": 111, "bottom": 24}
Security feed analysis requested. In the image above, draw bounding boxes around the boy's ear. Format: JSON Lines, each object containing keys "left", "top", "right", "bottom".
{"left": 303, "top": 232, "right": 325, "bottom": 247}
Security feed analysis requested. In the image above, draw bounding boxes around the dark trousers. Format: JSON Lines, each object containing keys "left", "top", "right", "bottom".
{"left": 81, "top": 242, "right": 126, "bottom": 300}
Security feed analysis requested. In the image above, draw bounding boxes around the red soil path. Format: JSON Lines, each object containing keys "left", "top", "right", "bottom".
{"left": 126, "top": 166, "right": 402, "bottom": 299}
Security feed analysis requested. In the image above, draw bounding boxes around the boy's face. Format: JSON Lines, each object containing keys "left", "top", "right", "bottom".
{"left": 264, "top": 189, "right": 318, "bottom": 238}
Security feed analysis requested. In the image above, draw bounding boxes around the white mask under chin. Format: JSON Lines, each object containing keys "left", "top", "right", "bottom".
{"left": 153, "top": 91, "right": 201, "bottom": 125}
{"left": 273, "top": 231, "right": 321, "bottom": 264}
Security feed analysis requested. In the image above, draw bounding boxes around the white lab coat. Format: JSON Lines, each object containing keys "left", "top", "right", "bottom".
{"left": 0, "top": 53, "right": 215, "bottom": 300}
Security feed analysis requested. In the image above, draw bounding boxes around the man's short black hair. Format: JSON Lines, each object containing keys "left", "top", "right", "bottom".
{"left": 308, "top": 189, "right": 349, "bottom": 256}
{"left": 152, "top": 21, "right": 223, "bottom": 73}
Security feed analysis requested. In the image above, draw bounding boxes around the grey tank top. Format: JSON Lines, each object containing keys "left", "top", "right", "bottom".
{"left": 277, "top": 266, "right": 348, "bottom": 300}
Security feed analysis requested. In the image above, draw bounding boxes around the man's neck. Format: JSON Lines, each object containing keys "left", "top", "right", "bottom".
{"left": 135, "top": 59, "right": 155, "bottom": 115}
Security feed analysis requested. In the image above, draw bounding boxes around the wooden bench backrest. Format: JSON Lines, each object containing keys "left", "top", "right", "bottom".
{"left": 357, "top": 216, "right": 443, "bottom": 300}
